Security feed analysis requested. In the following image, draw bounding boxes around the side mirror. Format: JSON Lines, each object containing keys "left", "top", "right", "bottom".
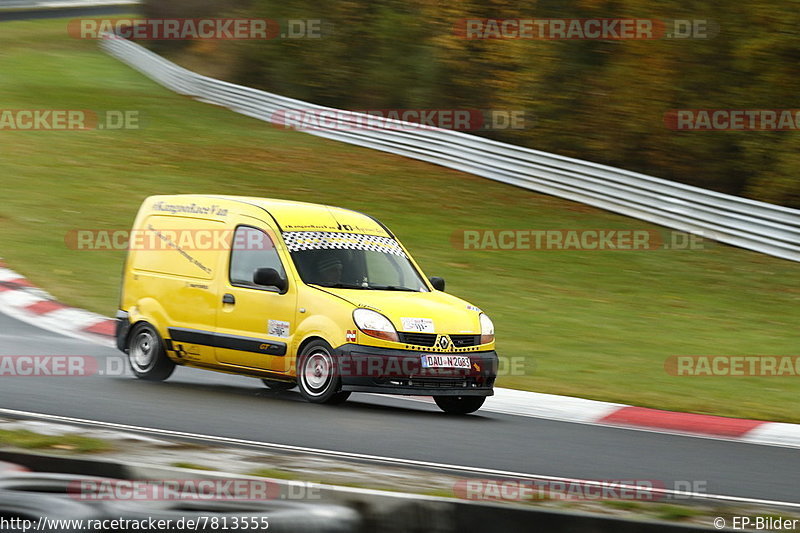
{"left": 429, "top": 276, "right": 445, "bottom": 291}
{"left": 253, "top": 268, "right": 287, "bottom": 292}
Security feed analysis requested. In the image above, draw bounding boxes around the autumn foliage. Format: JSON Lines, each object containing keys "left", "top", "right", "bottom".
{"left": 144, "top": 0, "right": 800, "bottom": 207}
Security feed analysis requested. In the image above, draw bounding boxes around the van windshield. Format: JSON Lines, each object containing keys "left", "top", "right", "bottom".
{"left": 283, "top": 232, "right": 429, "bottom": 292}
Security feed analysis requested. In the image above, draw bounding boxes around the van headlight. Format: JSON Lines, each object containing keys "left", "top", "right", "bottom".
{"left": 353, "top": 308, "right": 399, "bottom": 343}
{"left": 479, "top": 313, "right": 495, "bottom": 344}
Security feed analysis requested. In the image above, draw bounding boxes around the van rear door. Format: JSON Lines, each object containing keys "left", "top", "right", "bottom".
{"left": 130, "top": 213, "right": 222, "bottom": 365}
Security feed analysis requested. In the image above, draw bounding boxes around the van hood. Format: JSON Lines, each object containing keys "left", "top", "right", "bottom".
{"left": 318, "top": 288, "right": 483, "bottom": 334}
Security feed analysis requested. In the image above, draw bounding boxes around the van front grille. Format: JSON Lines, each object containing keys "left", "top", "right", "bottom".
{"left": 450, "top": 335, "right": 481, "bottom": 347}
{"left": 398, "top": 333, "right": 482, "bottom": 348}
{"left": 383, "top": 377, "right": 478, "bottom": 389}
{"left": 398, "top": 332, "right": 437, "bottom": 347}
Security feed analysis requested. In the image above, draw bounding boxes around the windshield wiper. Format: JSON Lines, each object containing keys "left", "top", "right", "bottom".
{"left": 309, "top": 282, "right": 369, "bottom": 290}
{"left": 367, "top": 285, "right": 419, "bottom": 292}
{"left": 309, "top": 282, "right": 419, "bottom": 292}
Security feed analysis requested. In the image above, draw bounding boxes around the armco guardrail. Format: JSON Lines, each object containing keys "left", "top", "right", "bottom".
{"left": 99, "top": 36, "right": 800, "bottom": 262}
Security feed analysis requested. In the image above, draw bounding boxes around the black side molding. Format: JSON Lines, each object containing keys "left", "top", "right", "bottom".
{"left": 168, "top": 327, "right": 287, "bottom": 356}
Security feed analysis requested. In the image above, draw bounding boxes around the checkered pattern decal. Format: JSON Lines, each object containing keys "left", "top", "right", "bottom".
{"left": 282, "top": 232, "right": 407, "bottom": 256}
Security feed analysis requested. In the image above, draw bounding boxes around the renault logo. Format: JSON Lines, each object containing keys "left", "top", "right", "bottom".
{"left": 437, "top": 335, "right": 451, "bottom": 350}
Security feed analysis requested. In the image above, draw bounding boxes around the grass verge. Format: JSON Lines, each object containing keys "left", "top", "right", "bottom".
{"left": 0, "top": 429, "right": 110, "bottom": 453}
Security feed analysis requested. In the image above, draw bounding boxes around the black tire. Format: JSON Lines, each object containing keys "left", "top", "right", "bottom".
{"left": 433, "top": 395, "right": 486, "bottom": 414}
{"left": 261, "top": 378, "right": 296, "bottom": 391}
{"left": 127, "top": 322, "right": 175, "bottom": 381}
{"left": 296, "top": 340, "right": 351, "bottom": 404}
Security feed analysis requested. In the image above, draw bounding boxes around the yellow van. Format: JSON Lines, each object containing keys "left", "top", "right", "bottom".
{"left": 116, "top": 195, "right": 498, "bottom": 413}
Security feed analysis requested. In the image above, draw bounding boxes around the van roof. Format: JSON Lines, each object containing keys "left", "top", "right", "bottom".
{"left": 159, "top": 195, "right": 393, "bottom": 237}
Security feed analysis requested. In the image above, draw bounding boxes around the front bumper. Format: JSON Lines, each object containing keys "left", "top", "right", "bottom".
{"left": 115, "top": 310, "right": 130, "bottom": 352}
{"left": 334, "top": 344, "right": 498, "bottom": 397}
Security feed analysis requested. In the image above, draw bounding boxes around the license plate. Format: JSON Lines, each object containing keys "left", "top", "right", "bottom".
{"left": 421, "top": 355, "right": 471, "bottom": 369}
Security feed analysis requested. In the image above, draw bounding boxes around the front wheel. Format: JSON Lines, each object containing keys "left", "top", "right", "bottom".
{"left": 296, "top": 340, "right": 350, "bottom": 405}
{"left": 433, "top": 395, "right": 486, "bottom": 414}
{"left": 127, "top": 322, "right": 175, "bottom": 381}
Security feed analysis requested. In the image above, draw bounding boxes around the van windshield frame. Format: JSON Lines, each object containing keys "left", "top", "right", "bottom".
{"left": 282, "top": 231, "right": 429, "bottom": 292}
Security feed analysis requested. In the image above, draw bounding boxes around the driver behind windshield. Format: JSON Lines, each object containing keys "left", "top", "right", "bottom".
{"left": 316, "top": 256, "right": 343, "bottom": 284}
{"left": 287, "top": 235, "right": 426, "bottom": 291}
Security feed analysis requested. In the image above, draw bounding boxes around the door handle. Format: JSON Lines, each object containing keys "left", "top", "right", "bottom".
{"left": 222, "top": 293, "right": 235, "bottom": 305}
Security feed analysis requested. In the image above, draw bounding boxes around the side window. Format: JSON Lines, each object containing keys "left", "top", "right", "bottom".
{"left": 365, "top": 251, "right": 403, "bottom": 286}
{"left": 229, "top": 226, "right": 286, "bottom": 288}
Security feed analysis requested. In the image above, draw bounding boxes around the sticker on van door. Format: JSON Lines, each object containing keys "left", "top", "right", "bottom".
{"left": 400, "top": 317, "right": 434, "bottom": 333}
{"left": 268, "top": 320, "right": 290, "bottom": 338}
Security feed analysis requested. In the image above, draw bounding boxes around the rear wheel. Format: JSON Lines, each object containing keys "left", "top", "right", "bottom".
{"left": 297, "top": 340, "right": 350, "bottom": 404}
{"left": 127, "top": 323, "right": 175, "bottom": 381}
{"left": 261, "top": 378, "right": 296, "bottom": 391}
{"left": 433, "top": 395, "right": 485, "bottom": 414}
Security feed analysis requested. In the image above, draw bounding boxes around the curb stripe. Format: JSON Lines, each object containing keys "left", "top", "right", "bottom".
{"left": 25, "top": 300, "right": 69, "bottom": 315}
{"left": 83, "top": 319, "right": 116, "bottom": 337}
{"left": 599, "top": 406, "right": 766, "bottom": 438}
{"left": 6, "top": 278, "right": 34, "bottom": 287}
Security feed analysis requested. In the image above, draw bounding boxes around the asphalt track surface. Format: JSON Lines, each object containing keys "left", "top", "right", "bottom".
{"left": 0, "top": 311, "right": 797, "bottom": 505}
